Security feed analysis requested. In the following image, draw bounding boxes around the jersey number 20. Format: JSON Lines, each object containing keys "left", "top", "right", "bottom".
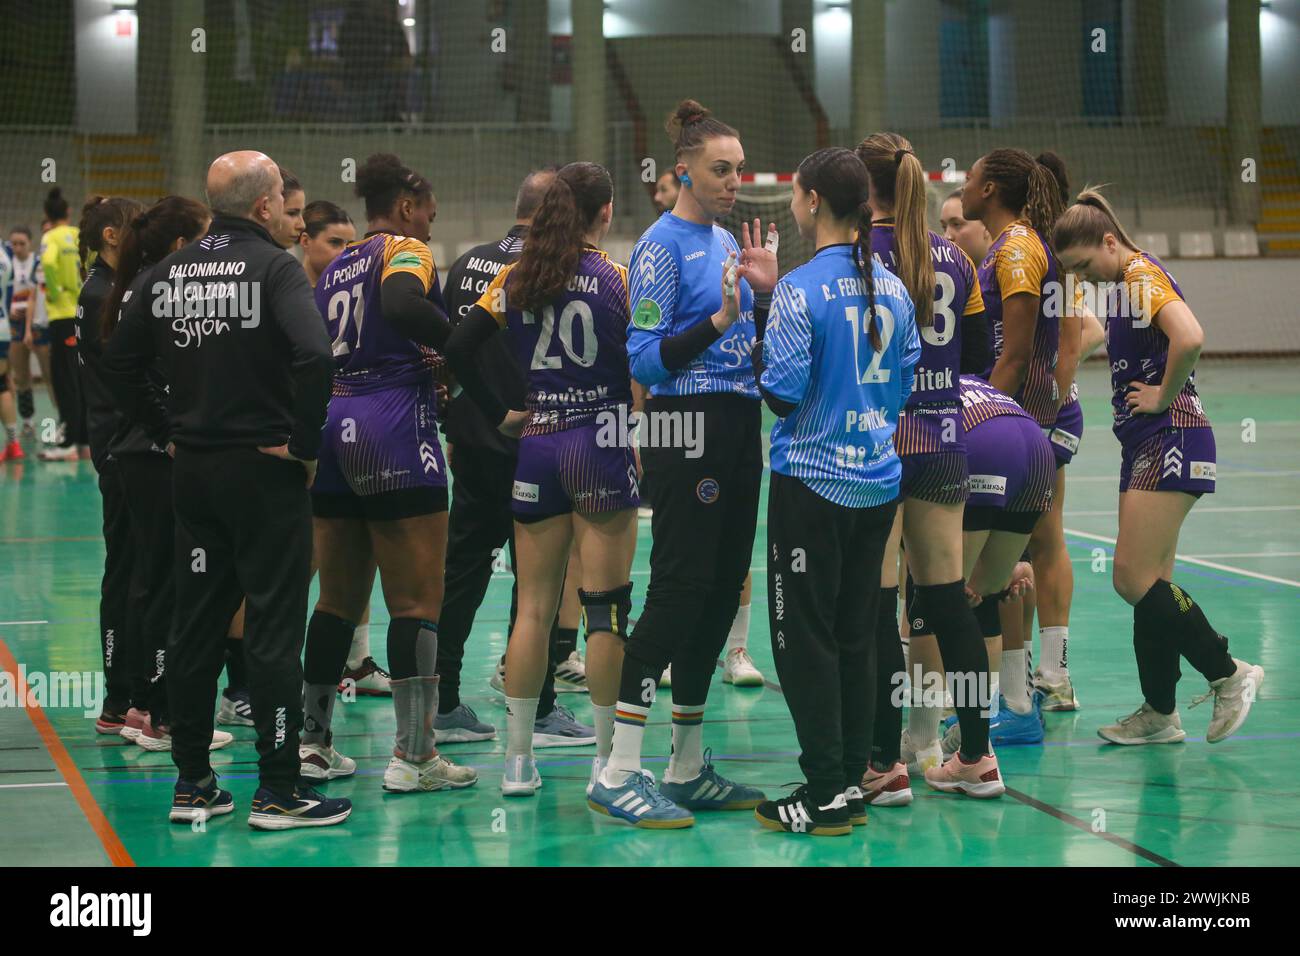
{"left": 522, "top": 301, "right": 597, "bottom": 369}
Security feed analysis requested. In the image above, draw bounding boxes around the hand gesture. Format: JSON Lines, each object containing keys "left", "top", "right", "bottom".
{"left": 710, "top": 253, "right": 741, "bottom": 334}
{"left": 737, "top": 219, "right": 779, "bottom": 293}
{"left": 1125, "top": 380, "right": 1168, "bottom": 415}
{"left": 258, "top": 443, "right": 317, "bottom": 488}
{"left": 498, "top": 409, "right": 529, "bottom": 438}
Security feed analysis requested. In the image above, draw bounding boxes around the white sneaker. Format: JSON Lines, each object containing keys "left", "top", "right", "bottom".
{"left": 658, "top": 664, "right": 672, "bottom": 688}
{"left": 139, "top": 725, "right": 233, "bottom": 752}
{"left": 383, "top": 754, "right": 478, "bottom": 792}
{"left": 299, "top": 742, "right": 356, "bottom": 780}
{"left": 339, "top": 657, "right": 392, "bottom": 697}
{"left": 37, "top": 445, "right": 78, "bottom": 462}
{"left": 1033, "top": 669, "right": 1080, "bottom": 711}
{"left": 554, "top": 651, "right": 589, "bottom": 694}
{"left": 1193, "top": 659, "right": 1265, "bottom": 744}
{"left": 901, "top": 729, "right": 944, "bottom": 776}
{"left": 1097, "top": 702, "right": 1186, "bottom": 745}
{"left": 722, "top": 647, "right": 764, "bottom": 686}
{"left": 210, "top": 729, "right": 234, "bottom": 751}
{"left": 502, "top": 754, "right": 542, "bottom": 796}
{"left": 489, "top": 655, "right": 506, "bottom": 694}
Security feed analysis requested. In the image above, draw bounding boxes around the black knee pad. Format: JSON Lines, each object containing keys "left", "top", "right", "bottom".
{"left": 579, "top": 582, "right": 633, "bottom": 641}
{"left": 904, "top": 571, "right": 930, "bottom": 636}
{"left": 973, "top": 589, "right": 1010, "bottom": 638}
{"left": 17, "top": 389, "right": 33, "bottom": 418}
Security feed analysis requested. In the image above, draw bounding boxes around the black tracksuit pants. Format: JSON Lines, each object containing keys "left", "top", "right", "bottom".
{"left": 48, "top": 318, "right": 87, "bottom": 447}
{"left": 118, "top": 453, "right": 175, "bottom": 719}
{"left": 168, "top": 446, "right": 312, "bottom": 793}
{"left": 625, "top": 393, "right": 763, "bottom": 706}
{"left": 97, "top": 460, "right": 134, "bottom": 710}
{"left": 436, "top": 440, "right": 559, "bottom": 715}
{"left": 767, "top": 472, "right": 897, "bottom": 802}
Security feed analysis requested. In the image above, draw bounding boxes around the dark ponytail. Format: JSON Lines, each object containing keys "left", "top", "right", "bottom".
{"left": 507, "top": 162, "right": 612, "bottom": 313}
{"left": 77, "top": 195, "right": 145, "bottom": 278}
{"left": 796, "top": 147, "right": 880, "bottom": 350}
{"left": 102, "top": 196, "right": 211, "bottom": 340}
{"left": 979, "top": 148, "right": 1067, "bottom": 237}
{"left": 44, "top": 187, "right": 70, "bottom": 222}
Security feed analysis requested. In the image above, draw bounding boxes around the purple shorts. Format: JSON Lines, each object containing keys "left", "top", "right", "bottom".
{"left": 1044, "top": 397, "right": 1084, "bottom": 467}
{"left": 512, "top": 422, "right": 640, "bottom": 521}
{"left": 312, "top": 379, "right": 448, "bottom": 520}
{"left": 901, "top": 450, "right": 970, "bottom": 504}
{"left": 964, "top": 413, "right": 1055, "bottom": 529}
{"left": 1119, "top": 426, "right": 1216, "bottom": 495}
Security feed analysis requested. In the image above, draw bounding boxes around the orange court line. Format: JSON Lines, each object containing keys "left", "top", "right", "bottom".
{"left": 0, "top": 637, "right": 135, "bottom": 867}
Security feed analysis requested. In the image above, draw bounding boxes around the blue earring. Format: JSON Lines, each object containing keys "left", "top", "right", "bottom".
{"left": 680, "top": 173, "right": 693, "bottom": 188}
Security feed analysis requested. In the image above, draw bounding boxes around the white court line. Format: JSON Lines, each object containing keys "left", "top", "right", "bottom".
{"left": 1180, "top": 551, "right": 1300, "bottom": 559}
{"left": 1067, "top": 505, "right": 1300, "bottom": 517}
{"left": 0, "top": 620, "right": 48, "bottom": 626}
{"left": 1065, "top": 527, "right": 1300, "bottom": 589}
{"left": 0, "top": 782, "right": 69, "bottom": 790}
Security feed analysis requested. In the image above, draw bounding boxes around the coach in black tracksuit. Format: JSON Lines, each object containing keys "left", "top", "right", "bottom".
{"left": 104, "top": 162, "right": 334, "bottom": 799}
{"left": 438, "top": 178, "right": 574, "bottom": 728}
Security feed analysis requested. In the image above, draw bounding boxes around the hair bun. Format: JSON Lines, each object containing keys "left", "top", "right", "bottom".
{"left": 48, "top": 187, "right": 63, "bottom": 200}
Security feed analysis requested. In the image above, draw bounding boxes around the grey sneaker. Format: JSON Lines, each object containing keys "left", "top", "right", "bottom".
{"left": 1193, "top": 658, "right": 1265, "bottom": 744}
{"left": 532, "top": 703, "right": 596, "bottom": 748}
{"left": 1098, "top": 702, "right": 1186, "bottom": 745}
{"left": 434, "top": 703, "right": 497, "bottom": 743}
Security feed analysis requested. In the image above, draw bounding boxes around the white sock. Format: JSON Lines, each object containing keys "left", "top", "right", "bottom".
{"left": 346, "top": 623, "right": 370, "bottom": 670}
{"left": 1001, "top": 648, "right": 1031, "bottom": 714}
{"left": 908, "top": 685, "right": 942, "bottom": 748}
{"left": 987, "top": 669, "right": 1001, "bottom": 716}
{"left": 725, "top": 603, "right": 751, "bottom": 655}
{"left": 505, "top": 696, "right": 538, "bottom": 759}
{"left": 665, "top": 704, "right": 706, "bottom": 782}
{"left": 1039, "top": 626, "right": 1069, "bottom": 679}
{"left": 592, "top": 703, "right": 615, "bottom": 759}
{"left": 604, "top": 700, "right": 650, "bottom": 784}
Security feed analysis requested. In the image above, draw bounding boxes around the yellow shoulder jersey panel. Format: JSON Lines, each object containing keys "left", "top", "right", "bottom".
{"left": 994, "top": 220, "right": 1048, "bottom": 300}
{"left": 1123, "top": 253, "right": 1181, "bottom": 326}
{"left": 475, "top": 261, "right": 516, "bottom": 328}
{"left": 381, "top": 235, "right": 435, "bottom": 291}
{"left": 958, "top": 247, "right": 985, "bottom": 316}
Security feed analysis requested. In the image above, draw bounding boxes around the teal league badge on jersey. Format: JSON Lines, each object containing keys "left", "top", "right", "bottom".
{"left": 632, "top": 298, "right": 662, "bottom": 330}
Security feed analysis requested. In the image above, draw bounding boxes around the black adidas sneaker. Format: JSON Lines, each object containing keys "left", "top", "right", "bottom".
{"left": 755, "top": 785, "right": 852, "bottom": 836}
{"left": 843, "top": 786, "right": 868, "bottom": 826}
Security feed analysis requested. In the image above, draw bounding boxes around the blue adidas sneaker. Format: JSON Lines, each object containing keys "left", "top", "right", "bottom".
{"left": 588, "top": 768, "right": 695, "bottom": 829}
{"left": 990, "top": 696, "right": 1045, "bottom": 746}
{"left": 247, "top": 784, "right": 352, "bottom": 831}
{"left": 169, "top": 775, "right": 235, "bottom": 824}
{"left": 658, "top": 748, "right": 765, "bottom": 811}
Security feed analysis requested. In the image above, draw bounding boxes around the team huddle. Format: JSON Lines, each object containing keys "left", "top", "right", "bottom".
{"left": 39, "top": 94, "right": 1265, "bottom": 837}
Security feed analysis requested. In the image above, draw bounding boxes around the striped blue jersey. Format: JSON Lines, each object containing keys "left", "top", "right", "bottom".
{"left": 762, "top": 244, "right": 921, "bottom": 508}
{"left": 626, "top": 212, "right": 757, "bottom": 398}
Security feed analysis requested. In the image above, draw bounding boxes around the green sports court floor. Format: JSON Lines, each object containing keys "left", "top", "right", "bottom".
{"left": 1, "top": 359, "right": 1297, "bottom": 867}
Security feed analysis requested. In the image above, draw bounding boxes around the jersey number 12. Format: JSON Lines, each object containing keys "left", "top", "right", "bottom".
{"left": 845, "top": 303, "right": 896, "bottom": 384}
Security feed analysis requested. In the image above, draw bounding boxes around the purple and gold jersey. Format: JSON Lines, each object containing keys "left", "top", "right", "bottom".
{"left": 959, "top": 374, "right": 1033, "bottom": 432}
{"left": 978, "top": 218, "right": 1061, "bottom": 426}
{"left": 1104, "top": 252, "right": 1209, "bottom": 443}
{"left": 315, "top": 232, "right": 443, "bottom": 396}
{"left": 476, "top": 247, "right": 632, "bottom": 436}
{"left": 873, "top": 224, "right": 984, "bottom": 457}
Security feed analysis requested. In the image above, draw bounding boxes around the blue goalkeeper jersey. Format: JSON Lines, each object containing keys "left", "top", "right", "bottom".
{"left": 762, "top": 243, "right": 921, "bottom": 508}
{"left": 625, "top": 212, "right": 757, "bottom": 398}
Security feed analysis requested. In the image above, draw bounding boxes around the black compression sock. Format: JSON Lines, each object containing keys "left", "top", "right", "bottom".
{"left": 1136, "top": 580, "right": 1235, "bottom": 694}
{"left": 304, "top": 610, "right": 356, "bottom": 685}
{"left": 556, "top": 626, "right": 579, "bottom": 661}
{"left": 918, "top": 580, "right": 990, "bottom": 759}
